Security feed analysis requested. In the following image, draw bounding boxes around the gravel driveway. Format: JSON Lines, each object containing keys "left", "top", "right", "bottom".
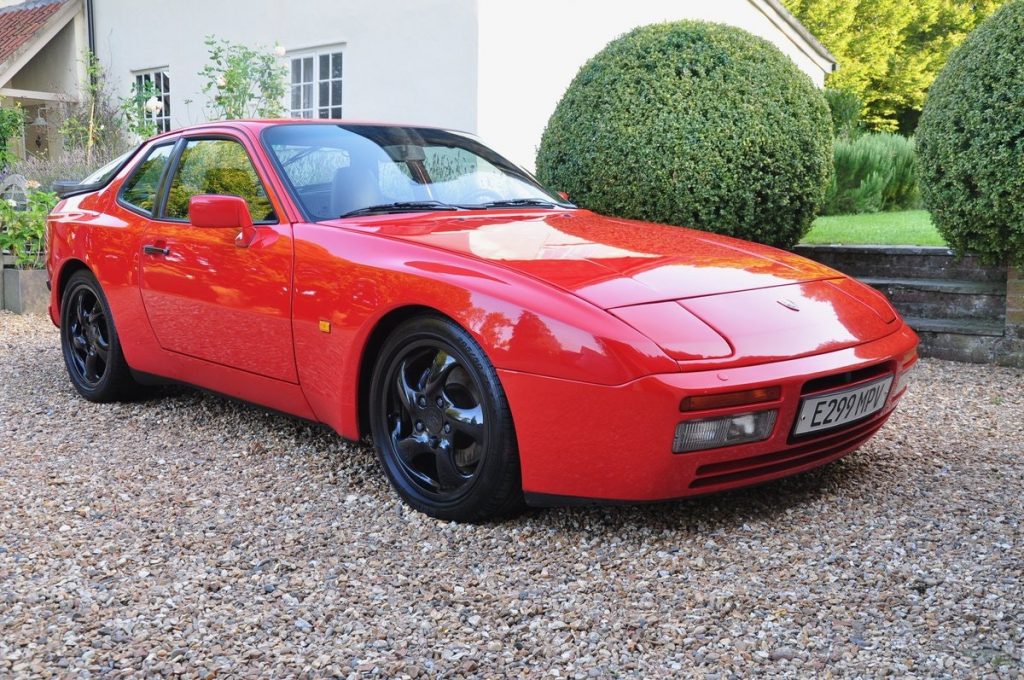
{"left": 1, "top": 312, "right": 1021, "bottom": 678}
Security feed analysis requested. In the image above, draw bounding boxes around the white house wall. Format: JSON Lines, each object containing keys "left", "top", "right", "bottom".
{"left": 91, "top": 0, "right": 479, "bottom": 133}
{"left": 7, "top": 20, "right": 83, "bottom": 98}
{"left": 476, "top": 0, "right": 832, "bottom": 171}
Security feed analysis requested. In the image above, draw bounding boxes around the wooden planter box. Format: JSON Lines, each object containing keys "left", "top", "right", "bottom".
{"left": 1, "top": 254, "right": 49, "bottom": 315}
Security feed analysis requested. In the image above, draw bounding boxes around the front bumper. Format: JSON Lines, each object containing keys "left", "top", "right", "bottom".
{"left": 499, "top": 324, "right": 918, "bottom": 504}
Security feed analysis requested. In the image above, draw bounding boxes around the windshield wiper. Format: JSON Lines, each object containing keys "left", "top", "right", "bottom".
{"left": 339, "top": 201, "right": 460, "bottom": 218}
{"left": 475, "top": 198, "right": 559, "bottom": 209}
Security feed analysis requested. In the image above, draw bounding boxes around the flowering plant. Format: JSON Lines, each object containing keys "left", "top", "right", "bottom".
{"left": 199, "top": 36, "right": 287, "bottom": 120}
{"left": 122, "top": 78, "right": 160, "bottom": 140}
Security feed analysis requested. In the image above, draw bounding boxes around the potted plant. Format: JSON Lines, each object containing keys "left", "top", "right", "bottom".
{"left": 0, "top": 186, "right": 57, "bottom": 314}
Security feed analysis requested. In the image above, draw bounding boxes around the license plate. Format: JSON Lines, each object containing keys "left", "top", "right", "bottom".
{"left": 792, "top": 375, "right": 894, "bottom": 436}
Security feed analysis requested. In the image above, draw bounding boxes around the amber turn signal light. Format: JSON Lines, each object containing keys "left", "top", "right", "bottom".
{"left": 680, "top": 386, "right": 781, "bottom": 412}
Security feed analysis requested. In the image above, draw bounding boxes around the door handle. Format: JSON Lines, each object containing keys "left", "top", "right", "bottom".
{"left": 143, "top": 244, "right": 170, "bottom": 256}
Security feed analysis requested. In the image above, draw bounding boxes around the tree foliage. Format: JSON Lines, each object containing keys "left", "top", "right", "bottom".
{"left": 783, "top": 0, "right": 1005, "bottom": 131}
{"left": 824, "top": 87, "right": 863, "bottom": 138}
{"left": 536, "top": 21, "right": 832, "bottom": 249}
{"left": 917, "top": 0, "right": 1024, "bottom": 265}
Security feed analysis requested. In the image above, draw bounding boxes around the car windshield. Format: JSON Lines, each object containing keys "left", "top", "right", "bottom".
{"left": 263, "top": 123, "right": 572, "bottom": 220}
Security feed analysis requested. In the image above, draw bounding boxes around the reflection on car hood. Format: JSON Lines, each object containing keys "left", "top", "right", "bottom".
{"left": 337, "top": 209, "right": 843, "bottom": 309}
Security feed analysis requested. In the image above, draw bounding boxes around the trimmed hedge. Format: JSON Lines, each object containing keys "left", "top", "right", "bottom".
{"left": 917, "top": 0, "right": 1024, "bottom": 266}
{"left": 536, "top": 21, "right": 832, "bottom": 249}
{"left": 823, "top": 133, "right": 919, "bottom": 215}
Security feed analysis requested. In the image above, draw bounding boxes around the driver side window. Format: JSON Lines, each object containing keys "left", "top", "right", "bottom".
{"left": 163, "top": 138, "right": 277, "bottom": 222}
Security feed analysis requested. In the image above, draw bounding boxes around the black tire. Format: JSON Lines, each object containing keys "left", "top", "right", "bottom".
{"left": 369, "top": 315, "right": 524, "bottom": 522}
{"left": 59, "top": 270, "right": 139, "bottom": 402}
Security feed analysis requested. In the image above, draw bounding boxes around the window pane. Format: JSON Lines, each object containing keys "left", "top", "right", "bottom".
{"left": 164, "top": 139, "right": 276, "bottom": 222}
{"left": 303, "top": 57, "right": 313, "bottom": 81}
{"left": 319, "top": 82, "right": 328, "bottom": 106}
{"left": 331, "top": 53, "right": 342, "bottom": 79}
{"left": 331, "top": 107, "right": 342, "bottom": 118}
{"left": 120, "top": 144, "right": 174, "bottom": 213}
{"left": 291, "top": 59, "right": 301, "bottom": 83}
{"left": 303, "top": 84, "right": 313, "bottom": 108}
{"left": 318, "top": 107, "right": 330, "bottom": 119}
{"left": 134, "top": 69, "right": 172, "bottom": 134}
{"left": 331, "top": 83, "right": 341, "bottom": 106}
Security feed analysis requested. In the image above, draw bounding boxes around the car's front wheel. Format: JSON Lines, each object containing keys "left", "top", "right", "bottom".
{"left": 369, "top": 315, "right": 523, "bottom": 522}
{"left": 60, "top": 270, "right": 139, "bottom": 402}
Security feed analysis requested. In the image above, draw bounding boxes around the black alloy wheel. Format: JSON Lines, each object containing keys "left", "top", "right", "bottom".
{"left": 66, "top": 285, "right": 109, "bottom": 385}
{"left": 369, "top": 315, "right": 523, "bottom": 521}
{"left": 60, "top": 270, "right": 138, "bottom": 402}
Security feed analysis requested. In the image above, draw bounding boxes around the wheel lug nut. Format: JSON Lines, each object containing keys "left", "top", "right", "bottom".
{"left": 436, "top": 397, "right": 444, "bottom": 408}
{"left": 416, "top": 396, "right": 427, "bottom": 407}
{"left": 415, "top": 421, "right": 424, "bottom": 431}
{"left": 443, "top": 423, "right": 451, "bottom": 434}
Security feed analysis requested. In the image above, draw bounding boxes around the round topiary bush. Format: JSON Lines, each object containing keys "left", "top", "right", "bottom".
{"left": 917, "top": 0, "right": 1024, "bottom": 266}
{"left": 535, "top": 21, "right": 832, "bottom": 249}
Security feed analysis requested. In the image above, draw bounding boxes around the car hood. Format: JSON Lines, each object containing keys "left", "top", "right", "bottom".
{"left": 338, "top": 209, "right": 842, "bottom": 308}
{"left": 335, "top": 209, "right": 901, "bottom": 366}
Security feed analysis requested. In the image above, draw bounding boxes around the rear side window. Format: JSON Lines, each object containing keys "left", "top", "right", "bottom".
{"left": 163, "top": 138, "right": 277, "bottom": 222}
{"left": 81, "top": 150, "right": 132, "bottom": 185}
{"left": 120, "top": 144, "right": 174, "bottom": 214}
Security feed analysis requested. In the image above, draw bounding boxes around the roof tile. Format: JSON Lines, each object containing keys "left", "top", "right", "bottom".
{"left": 0, "top": 0, "right": 67, "bottom": 67}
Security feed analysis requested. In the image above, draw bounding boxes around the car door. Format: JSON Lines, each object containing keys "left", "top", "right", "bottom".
{"left": 136, "top": 135, "right": 298, "bottom": 383}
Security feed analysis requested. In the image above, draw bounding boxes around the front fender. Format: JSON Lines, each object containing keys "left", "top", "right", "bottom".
{"left": 290, "top": 224, "right": 678, "bottom": 437}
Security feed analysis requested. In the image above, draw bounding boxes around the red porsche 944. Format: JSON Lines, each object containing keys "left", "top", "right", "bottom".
{"left": 46, "top": 121, "right": 918, "bottom": 521}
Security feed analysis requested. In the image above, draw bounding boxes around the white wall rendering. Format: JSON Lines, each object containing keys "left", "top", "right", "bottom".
{"left": 91, "top": 0, "right": 479, "bottom": 133}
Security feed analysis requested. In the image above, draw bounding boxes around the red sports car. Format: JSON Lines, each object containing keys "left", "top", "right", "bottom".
{"left": 47, "top": 120, "right": 918, "bottom": 521}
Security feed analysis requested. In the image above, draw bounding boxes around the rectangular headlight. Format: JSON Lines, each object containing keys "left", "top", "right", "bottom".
{"left": 893, "top": 362, "right": 917, "bottom": 396}
{"left": 673, "top": 410, "right": 777, "bottom": 453}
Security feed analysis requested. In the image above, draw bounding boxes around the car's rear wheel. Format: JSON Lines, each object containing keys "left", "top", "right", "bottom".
{"left": 369, "top": 315, "right": 523, "bottom": 522}
{"left": 60, "top": 270, "right": 139, "bottom": 402}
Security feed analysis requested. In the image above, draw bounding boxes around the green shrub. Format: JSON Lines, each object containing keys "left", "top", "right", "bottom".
{"left": 199, "top": 36, "right": 287, "bottom": 120}
{"left": 535, "top": 21, "right": 832, "bottom": 250}
{"left": 917, "top": 0, "right": 1024, "bottom": 266}
{"left": 823, "top": 133, "right": 919, "bottom": 215}
{"left": 0, "top": 106, "right": 25, "bottom": 170}
{"left": 0, "top": 190, "right": 59, "bottom": 269}
{"left": 824, "top": 88, "right": 862, "bottom": 138}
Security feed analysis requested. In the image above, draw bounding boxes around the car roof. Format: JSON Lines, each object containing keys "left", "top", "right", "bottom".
{"left": 148, "top": 118, "right": 460, "bottom": 142}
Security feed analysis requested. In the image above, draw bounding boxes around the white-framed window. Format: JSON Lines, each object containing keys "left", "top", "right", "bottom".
{"left": 289, "top": 48, "right": 343, "bottom": 119}
{"left": 134, "top": 68, "right": 171, "bottom": 133}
